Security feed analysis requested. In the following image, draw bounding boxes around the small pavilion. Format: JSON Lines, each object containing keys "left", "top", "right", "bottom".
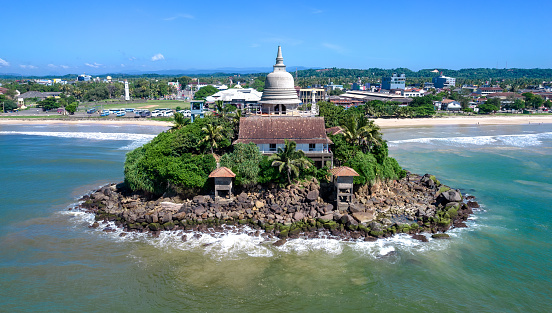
{"left": 209, "top": 167, "right": 236, "bottom": 199}
{"left": 329, "top": 166, "right": 360, "bottom": 205}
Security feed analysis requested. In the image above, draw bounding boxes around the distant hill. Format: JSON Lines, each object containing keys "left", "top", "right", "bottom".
{"left": 2, "top": 67, "right": 552, "bottom": 80}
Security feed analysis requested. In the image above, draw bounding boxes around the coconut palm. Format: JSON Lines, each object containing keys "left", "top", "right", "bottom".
{"left": 171, "top": 112, "right": 188, "bottom": 131}
{"left": 199, "top": 124, "right": 224, "bottom": 154}
{"left": 268, "top": 140, "right": 311, "bottom": 185}
{"left": 342, "top": 115, "right": 383, "bottom": 153}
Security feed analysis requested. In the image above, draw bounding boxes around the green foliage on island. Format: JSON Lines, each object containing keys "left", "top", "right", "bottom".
{"left": 124, "top": 101, "right": 408, "bottom": 197}
{"left": 124, "top": 116, "right": 233, "bottom": 196}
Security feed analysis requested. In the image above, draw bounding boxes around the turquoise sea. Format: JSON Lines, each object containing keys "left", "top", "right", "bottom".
{"left": 1, "top": 122, "right": 551, "bottom": 312}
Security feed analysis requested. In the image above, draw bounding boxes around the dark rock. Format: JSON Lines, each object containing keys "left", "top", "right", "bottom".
{"left": 273, "top": 239, "right": 287, "bottom": 246}
{"left": 341, "top": 214, "right": 358, "bottom": 226}
{"left": 364, "top": 236, "right": 377, "bottom": 242}
{"left": 306, "top": 190, "right": 319, "bottom": 201}
{"left": 412, "top": 234, "right": 428, "bottom": 242}
{"left": 293, "top": 212, "right": 305, "bottom": 221}
{"left": 431, "top": 233, "right": 450, "bottom": 239}
{"left": 439, "top": 189, "right": 462, "bottom": 204}
{"left": 466, "top": 201, "right": 480, "bottom": 208}
{"left": 89, "top": 222, "right": 99, "bottom": 228}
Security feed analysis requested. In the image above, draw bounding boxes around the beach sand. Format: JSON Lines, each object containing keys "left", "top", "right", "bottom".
{"left": 1, "top": 115, "right": 551, "bottom": 128}
{"left": 0, "top": 119, "right": 173, "bottom": 127}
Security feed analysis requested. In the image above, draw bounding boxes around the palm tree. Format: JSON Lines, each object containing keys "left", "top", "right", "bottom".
{"left": 171, "top": 112, "right": 188, "bottom": 131}
{"left": 232, "top": 109, "right": 242, "bottom": 134}
{"left": 360, "top": 119, "right": 383, "bottom": 153}
{"left": 342, "top": 115, "right": 383, "bottom": 153}
{"left": 200, "top": 124, "right": 224, "bottom": 154}
{"left": 268, "top": 140, "right": 311, "bottom": 185}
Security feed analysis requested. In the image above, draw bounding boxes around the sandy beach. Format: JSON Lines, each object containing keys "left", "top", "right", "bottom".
{"left": 1, "top": 115, "right": 551, "bottom": 128}
{"left": 0, "top": 118, "right": 174, "bottom": 127}
{"left": 374, "top": 115, "right": 552, "bottom": 128}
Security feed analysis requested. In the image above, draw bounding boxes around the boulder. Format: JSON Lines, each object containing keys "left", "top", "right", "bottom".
{"left": 293, "top": 212, "right": 305, "bottom": 221}
{"left": 439, "top": 190, "right": 462, "bottom": 204}
{"left": 306, "top": 190, "right": 319, "bottom": 202}
{"left": 319, "top": 214, "right": 333, "bottom": 222}
{"left": 255, "top": 200, "right": 264, "bottom": 209}
{"left": 341, "top": 214, "right": 358, "bottom": 226}
{"left": 466, "top": 201, "right": 480, "bottom": 208}
{"left": 411, "top": 234, "right": 428, "bottom": 242}
{"left": 352, "top": 211, "right": 375, "bottom": 224}
{"left": 349, "top": 204, "right": 365, "bottom": 213}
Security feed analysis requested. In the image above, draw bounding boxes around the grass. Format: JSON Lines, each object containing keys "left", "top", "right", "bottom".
{"left": 79, "top": 100, "right": 190, "bottom": 112}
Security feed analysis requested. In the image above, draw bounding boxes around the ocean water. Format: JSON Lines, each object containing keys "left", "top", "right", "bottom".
{"left": 0, "top": 122, "right": 551, "bottom": 312}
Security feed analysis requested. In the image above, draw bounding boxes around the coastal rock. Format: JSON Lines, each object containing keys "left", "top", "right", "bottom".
{"left": 439, "top": 190, "right": 462, "bottom": 204}
{"left": 306, "top": 190, "right": 319, "bottom": 202}
{"left": 466, "top": 201, "right": 480, "bottom": 208}
{"left": 352, "top": 211, "right": 375, "bottom": 224}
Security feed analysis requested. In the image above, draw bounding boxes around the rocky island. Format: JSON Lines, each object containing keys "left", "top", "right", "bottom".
{"left": 77, "top": 172, "right": 477, "bottom": 243}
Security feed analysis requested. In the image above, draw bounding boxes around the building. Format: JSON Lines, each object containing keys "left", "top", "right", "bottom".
{"left": 77, "top": 74, "right": 91, "bottom": 82}
{"left": 440, "top": 99, "right": 461, "bottom": 111}
{"left": 258, "top": 46, "right": 302, "bottom": 115}
{"left": 432, "top": 75, "right": 456, "bottom": 88}
{"left": 329, "top": 166, "right": 360, "bottom": 205}
{"left": 401, "top": 88, "right": 425, "bottom": 98}
{"left": 190, "top": 100, "right": 205, "bottom": 122}
{"left": 341, "top": 90, "right": 412, "bottom": 105}
{"left": 234, "top": 116, "right": 333, "bottom": 168}
{"left": 209, "top": 167, "right": 236, "bottom": 199}
{"left": 205, "top": 86, "right": 262, "bottom": 109}
{"left": 381, "top": 73, "right": 406, "bottom": 90}
{"left": 299, "top": 88, "right": 325, "bottom": 104}
{"left": 476, "top": 87, "right": 504, "bottom": 97}
{"left": 325, "top": 83, "right": 344, "bottom": 93}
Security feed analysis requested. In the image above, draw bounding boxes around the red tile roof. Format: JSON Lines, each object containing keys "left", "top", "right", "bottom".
{"left": 209, "top": 167, "right": 236, "bottom": 178}
{"left": 329, "top": 166, "right": 360, "bottom": 177}
{"left": 234, "top": 117, "right": 333, "bottom": 145}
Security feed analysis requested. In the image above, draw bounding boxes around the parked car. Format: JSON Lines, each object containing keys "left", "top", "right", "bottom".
{"left": 141, "top": 111, "right": 151, "bottom": 118}
{"left": 87, "top": 108, "right": 97, "bottom": 114}
{"left": 124, "top": 108, "right": 135, "bottom": 112}
{"left": 100, "top": 111, "right": 109, "bottom": 117}
{"left": 116, "top": 111, "right": 126, "bottom": 117}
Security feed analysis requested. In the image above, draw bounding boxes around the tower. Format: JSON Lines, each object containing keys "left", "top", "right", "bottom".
{"left": 124, "top": 80, "right": 130, "bottom": 101}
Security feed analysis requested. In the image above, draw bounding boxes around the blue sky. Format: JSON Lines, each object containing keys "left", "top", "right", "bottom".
{"left": 1, "top": 0, "right": 551, "bottom": 76}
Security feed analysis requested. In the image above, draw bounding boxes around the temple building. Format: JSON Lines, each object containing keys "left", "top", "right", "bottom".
{"left": 258, "top": 46, "right": 302, "bottom": 115}
{"left": 235, "top": 46, "right": 333, "bottom": 168}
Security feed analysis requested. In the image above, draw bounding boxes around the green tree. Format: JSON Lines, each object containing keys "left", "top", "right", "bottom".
{"left": 0, "top": 97, "right": 17, "bottom": 112}
{"left": 65, "top": 102, "right": 78, "bottom": 115}
{"left": 194, "top": 85, "right": 218, "bottom": 100}
{"left": 268, "top": 140, "right": 311, "bottom": 185}
{"left": 172, "top": 112, "right": 189, "bottom": 131}
{"left": 38, "top": 97, "right": 58, "bottom": 111}
{"left": 220, "top": 143, "right": 263, "bottom": 186}
{"left": 199, "top": 124, "right": 224, "bottom": 154}
{"left": 318, "top": 101, "right": 345, "bottom": 127}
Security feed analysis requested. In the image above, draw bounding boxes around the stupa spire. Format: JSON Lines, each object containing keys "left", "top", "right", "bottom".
{"left": 274, "top": 46, "right": 286, "bottom": 71}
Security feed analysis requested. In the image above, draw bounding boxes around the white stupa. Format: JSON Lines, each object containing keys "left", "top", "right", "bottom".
{"left": 259, "top": 46, "right": 301, "bottom": 115}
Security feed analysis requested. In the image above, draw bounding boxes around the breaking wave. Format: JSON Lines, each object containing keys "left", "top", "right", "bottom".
{"left": 388, "top": 132, "right": 552, "bottom": 148}
{"left": 62, "top": 208, "right": 478, "bottom": 261}
{"left": 0, "top": 131, "right": 156, "bottom": 150}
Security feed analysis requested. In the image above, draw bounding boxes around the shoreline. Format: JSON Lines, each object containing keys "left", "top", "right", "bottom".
{"left": 1, "top": 115, "right": 551, "bottom": 128}
{"left": 0, "top": 118, "right": 173, "bottom": 127}
{"left": 77, "top": 174, "right": 477, "bottom": 243}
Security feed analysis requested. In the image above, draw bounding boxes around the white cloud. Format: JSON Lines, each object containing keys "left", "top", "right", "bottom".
{"left": 0, "top": 58, "right": 10, "bottom": 67}
{"left": 322, "top": 42, "right": 346, "bottom": 54}
{"left": 249, "top": 43, "right": 260, "bottom": 48}
{"left": 311, "top": 8, "right": 323, "bottom": 14}
{"left": 164, "top": 13, "right": 194, "bottom": 21}
{"left": 129, "top": 56, "right": 137, "bottom": 61}
{"left": 48, "top": 64, "right": 57, "bottom": 68}
{"left": 121, "top": 64, "right": 125, "bottom": 67}
{"left": 20, "top": 65, "right": 38, "bottom": 69}
{"left": 151, "top": 53, "right": 165, "bottom": 61}
{"left": 85, "top": 62, "right": 102, "bottom": 68}
{"left": 60, "top": 65, "right": 70, "bottom": 69}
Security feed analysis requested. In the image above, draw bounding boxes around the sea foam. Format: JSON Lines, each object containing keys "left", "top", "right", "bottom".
{"left": 0, "top": 131, "right": 156, "bottom": 150}
{"left": 388, "top": 131, "right": 552, "bottom": 148}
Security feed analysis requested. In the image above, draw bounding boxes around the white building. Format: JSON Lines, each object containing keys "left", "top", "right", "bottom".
{"left": 205, "top": 86, "right": 262, "bottom": 109}
{"left": 433, "top": 75, "right": 456, "bottom": 88}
